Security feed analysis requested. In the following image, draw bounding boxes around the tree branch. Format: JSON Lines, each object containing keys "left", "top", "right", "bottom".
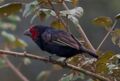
{"left": 62, "top": 2, "right": 96, "bottom": 52}
{"left": 0, "top": 49, "right": 111, "bottom": 81}
{"left": 96, "top": 20, "right": 118, "bottom": 51}
{"left": 4, "top": 57, "right": 29, "bottom": 81}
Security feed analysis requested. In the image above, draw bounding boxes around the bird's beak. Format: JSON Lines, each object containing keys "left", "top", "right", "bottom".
{"left": 24, "top": 29, "right": 31, "bottom": 37}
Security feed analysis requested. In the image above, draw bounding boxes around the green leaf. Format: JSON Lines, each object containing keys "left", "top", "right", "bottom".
{"left": 51, "top": 20, "right": 65, "bottom": 30}
{"left": 0, "top": 2, "right": 22, "bottom": 18}
{"left": 23, "top": 1, "right": 39, "bottom": 17}
{"left": 0, "top": 21, "right": 16, "bottom": 30}
{"left": 111, "top": 29, "right": 120, "bottom": 47}
{"left": 61, "top": 73, "right": 82, "bottom": 81}
{"left": 15, "top": 38, "right": 28, "bottom": 48}
{"left": 1, "top": 31, "right": 16, "bottom": 42}
{"left": 96, "top": 51, "right": 115, "bottom": 74}
{"left": 92, "top": 16, "right": 113, "bottom": 28}
{"left": 60, "top": 7, "right": 84, "bottom": 18}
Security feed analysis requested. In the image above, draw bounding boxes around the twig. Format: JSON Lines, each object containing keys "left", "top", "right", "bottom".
{"left": 3, "top": 47, "right": 29, "bottom": 81}
{"left": 0, "top": 49, "right": 111, "bottom": 81}
{"left": 47, "top": 0, "right": 70, "bottom": 32}
{"left": 96, "top": 20, "right": 118, "bottom": 51}
{"left": 5, "top": 57, "right": 29, "bottom": 81}
{"left": 62, "top": 2, "right": 96, "bottom": 52}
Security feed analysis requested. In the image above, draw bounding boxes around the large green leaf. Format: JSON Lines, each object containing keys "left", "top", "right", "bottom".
{"left": 0, "top": 2, "right": 22, "bottom": 18}
{"left": 96, "top": 51, "right": 115, "bottom": 74}
{"left": 92, "top": 16, "right": 113, "bottom": 29}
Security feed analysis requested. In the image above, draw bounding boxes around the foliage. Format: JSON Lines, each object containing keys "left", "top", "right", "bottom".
{"left": 0, "top": 0, "right": 120, "bottom": 81}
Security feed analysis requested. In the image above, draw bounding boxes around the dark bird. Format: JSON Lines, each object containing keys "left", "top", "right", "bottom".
{"left": 24, "top": 25, "right": 98, "bottom": 59}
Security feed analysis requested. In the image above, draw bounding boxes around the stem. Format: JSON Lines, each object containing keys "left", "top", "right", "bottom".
{"left": 5, "top": 57, "right": 29, "bottom": 81}
{"left": 62, "top": 2, "right": 96, "bottom": 52}
{"left": 47, "top": 0, "right": 70, "bottom": 32}
{"left": 0, "top": 49, "right": 111, "bottom": 81}
{"left": 96, "top": 20, "right": 118, "bottom": 51}
{"left": 3, "top": 47, "right": 29, "bottom": 81}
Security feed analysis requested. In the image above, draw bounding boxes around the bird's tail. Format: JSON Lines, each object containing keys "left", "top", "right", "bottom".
{"left": 80, "top": 46, "right": 98, "bottom": 59}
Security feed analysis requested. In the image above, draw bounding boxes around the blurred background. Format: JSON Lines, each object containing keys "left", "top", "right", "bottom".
{"left": 0, "top": 0, "right": 120, "bottom": 81}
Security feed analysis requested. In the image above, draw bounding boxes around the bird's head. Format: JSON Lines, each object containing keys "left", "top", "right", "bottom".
{"left": 24, "top": 25, "right": 40, "bottom": 40}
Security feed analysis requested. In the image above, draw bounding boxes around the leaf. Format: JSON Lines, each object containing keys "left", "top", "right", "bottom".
{"left": 23, "top": 58, "right": 31, "bottom": 65}
{"left": 15, "top": 38, "right": 28, "bottom": 48}
{"left": 36, "top": 70, "right": 51, "bottom": 81}
{"left": 68, "top": 15, "right": 79, "bottom": 25}
{"left": 51, "top": 20, "right": 65, "bottom": 30}
{"left": 92, "top": 16, "right": 113, "bottom": 28}
{"left": 61, "top": 74, "right": 73, "bottom": 81}
{"left": 96, "top": 51, "right": 115, "bottom": 74}
{"left": 106, "top": 54, "right": 120, "bottom": 80}
{"left": 1, "top": 31, "right": 16, "bottom": 43}
{"left": 39, "top": 11, "right": 47, "bottom": 21}
{"left": 61, "top": 73, "right": 82, "bottom": 81}
{"left": 23, "top": 1, "right": 39, "bottom": 17}
{"left": 31, "top": 9, "right": 55, "bottom": 23}
{"left": 71, "top": 0, "right": 79, "bottom": 6}
{"left": 60, "top": 7, "right": 84, "bottom": 18}
{"left": 1, "top": 31, "right": 27, "bottom": 48}
{"left": 111, "top": 29, "right": 120, "bottom": 47}
{"left": 0, "top": 21, "right": 16, "bottom": 30}
{"left": 37, "top": 0, "right": 49, "bottom": 5}
{"left": 8, "top": 15, "right": 21, "bottom": 22}
{"left": 0, "top": 2, "right": 22, "bottom": 18}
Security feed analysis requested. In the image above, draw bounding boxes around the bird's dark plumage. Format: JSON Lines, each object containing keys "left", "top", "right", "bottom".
{"left": 24, "top": 25, "right": 98, "bottom": 58}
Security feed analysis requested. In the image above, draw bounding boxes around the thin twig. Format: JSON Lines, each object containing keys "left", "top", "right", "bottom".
{"left": 5, "top": 57, "right": 29, "bottom": 81}
{"left": 96, "top": 20, "right": 118, "bottom": 51}
{"left": 62, "top": 2, "right": 96, "bottom": 52}
{"left": 0, "top": 49, "right": 111, "bottom": 81}
{"left": 47, "top": 0, "right": 70, "bottom": 32}
{"left": 3, "top": 47, "right": 29, "bottom": 81}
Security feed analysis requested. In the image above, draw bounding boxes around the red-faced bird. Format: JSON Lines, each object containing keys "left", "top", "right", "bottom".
{"left": 24, "top": 25, "right": 98, "bottom": 59}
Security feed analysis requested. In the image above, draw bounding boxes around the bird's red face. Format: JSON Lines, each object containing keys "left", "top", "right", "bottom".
{"left": 24, "top": 25, "right": 39, "bottom": 40}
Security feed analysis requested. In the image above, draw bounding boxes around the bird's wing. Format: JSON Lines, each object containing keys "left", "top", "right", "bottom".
{"left": 42, "top": 29, "right": 81, "bottom": 50}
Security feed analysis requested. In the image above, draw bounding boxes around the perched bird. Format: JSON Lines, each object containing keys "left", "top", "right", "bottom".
{"left": 24, "top": 25, "right": 98, "bottom": 59}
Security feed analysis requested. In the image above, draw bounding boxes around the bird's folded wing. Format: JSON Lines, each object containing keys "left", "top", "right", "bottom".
{"left": 42, "top": 30, "right": 80, "bottom": 50}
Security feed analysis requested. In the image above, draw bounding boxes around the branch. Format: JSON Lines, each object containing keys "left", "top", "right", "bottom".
{"left": 0, "top": 49, "right": 111, "bottom": 81}
{"left": 62, "top": 2, "right": 96, "bottom": 52}
{"left": 4, "top": 57, "right": 29, "bottom": 81}
{"left": 96, "top": 20, "right": 118, "bottom": 51}
{"left": 47, "top": 0, "right": 70, "bottom": 32}
{"left": 3, "top": 47, "right": 29, "bottom": 81}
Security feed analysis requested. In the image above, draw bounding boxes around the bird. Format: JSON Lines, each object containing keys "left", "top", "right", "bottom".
{"left": 24, "top": 25, "right": 98, "bottom": 59}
